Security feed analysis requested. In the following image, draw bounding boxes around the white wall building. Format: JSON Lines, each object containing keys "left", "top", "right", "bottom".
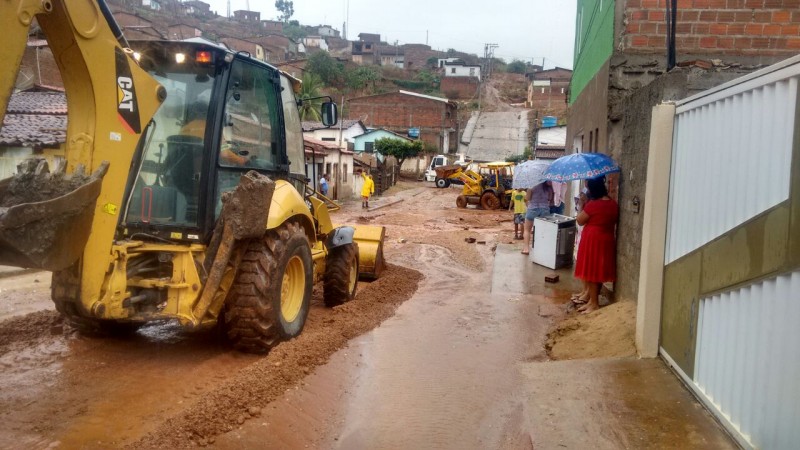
{"left": 442, "top": 61, "right": 481, "bottom": 81}
{"left": 302, "top": 120, "right": 367, "bottom": 147}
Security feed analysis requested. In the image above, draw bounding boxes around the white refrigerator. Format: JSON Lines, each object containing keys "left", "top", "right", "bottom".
{"left": 531, "top": 214, "right": 576, "bottom": 269}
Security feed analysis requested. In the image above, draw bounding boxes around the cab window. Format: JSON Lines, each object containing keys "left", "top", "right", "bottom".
{"left": 220, "top": 60, "right": 278, "bottom": 169}
{"left": 215, "top": 60, "right": 280, "bottom": 217}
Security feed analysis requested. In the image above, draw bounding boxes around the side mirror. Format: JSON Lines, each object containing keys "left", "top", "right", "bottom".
{"left": 321, "top": 102, "right": 338, "bottom": 127}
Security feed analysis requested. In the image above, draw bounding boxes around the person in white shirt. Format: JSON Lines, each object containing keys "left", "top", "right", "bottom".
{"left": 550, "top": 181, "right": 567, "bottom": 215}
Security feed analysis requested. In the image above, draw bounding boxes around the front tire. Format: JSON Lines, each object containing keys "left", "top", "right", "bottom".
{"left": 480, "top": 191, "right": 501, "bottom": 210}
{"left": 323, "top": 243, "right": 359, "bottom": 307}
{"left": 456, "top": 195, "right": 468, "bottom": 208}
{"left": 224, "top": 221, "right": 312, "bottom": 353}
{"left": 435, "top": 177, "right": 450, "bottom": 188}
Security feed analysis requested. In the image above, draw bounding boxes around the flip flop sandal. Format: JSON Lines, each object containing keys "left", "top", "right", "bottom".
{"left": 571, "top": 297, "right": 588, "bottom": 305}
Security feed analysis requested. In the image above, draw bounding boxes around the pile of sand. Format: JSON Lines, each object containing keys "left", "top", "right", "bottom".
{"left": 545, "top": 300, "right": 636, "bottom": 360}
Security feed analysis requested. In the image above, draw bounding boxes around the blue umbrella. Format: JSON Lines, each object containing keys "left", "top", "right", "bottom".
{"left": 512, "top": 159, "right": 551, "bottom": 189}
{"left": 543, "top": 152, "right": 620, "bottom": 182}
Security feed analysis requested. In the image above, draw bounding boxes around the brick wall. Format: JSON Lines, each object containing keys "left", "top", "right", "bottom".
{"left": 440, "top": 77, "right": 479, "bottom": 99}
{"left": 347, "top": 92, "right": 457, "bottom": 151}
{"left": 623, "top": 0, "right": 800, "bottom": 56}
{"left": 528, "top": 80, "right": 570, "bottom": 119}
{"left": 403, "top": 44, "right": 441, "bottom": 71}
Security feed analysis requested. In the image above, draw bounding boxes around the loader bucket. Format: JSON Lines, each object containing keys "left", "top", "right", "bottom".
{"left": 0, "top": 159, "right": 108, "bottom": 271}
{"left": 353, "top": 224, "right": 385, "bottom": 280}
{"left": 434, "top": 164, "right": 464, "bottom": 179}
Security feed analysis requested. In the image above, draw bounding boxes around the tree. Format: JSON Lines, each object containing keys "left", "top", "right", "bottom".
{"left": 375, "top": 137, "right": 424, "bottom": 169}
{"left": 283, "top": 20, "right": 307, "bottom": 41}
{"left": 275, "top": 0, "right": 294, "bottom": 22}
{"left": 306, "top": 51, "right": 343, "bottom": 86}
{"left": 507, "top": 59, "right": 527, "bottom": 74}
{"left": 298, "top": 73, "right": 323, "bottom": 121}
{"left": 345, "top": 66, "right": 380, "bottom": 92}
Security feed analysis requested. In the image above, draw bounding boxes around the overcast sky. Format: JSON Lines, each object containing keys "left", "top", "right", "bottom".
{"left": 203, "top": 0, "right": 576, "bottom": 69}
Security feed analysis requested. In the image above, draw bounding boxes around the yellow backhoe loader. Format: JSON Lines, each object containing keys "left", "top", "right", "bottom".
{"left": 435, "top": 161, "right": 514, "bottom": 210}
{"left": 0, "top": 0, "right": 385, "bottom": 352}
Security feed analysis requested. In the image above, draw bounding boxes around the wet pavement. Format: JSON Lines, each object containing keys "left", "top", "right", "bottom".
{"left": 214, "top": 234, "right": 735, "bottom": 449}
{"left": 0, "top": 183, "right": 736, "bottom": 449}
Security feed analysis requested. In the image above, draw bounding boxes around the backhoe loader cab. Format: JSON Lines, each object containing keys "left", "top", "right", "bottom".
{"left": 122, "top": 41, "right": 304, "bottom": 239}
{"left": 0, "top": 0, "right": 384, "bottom": 355}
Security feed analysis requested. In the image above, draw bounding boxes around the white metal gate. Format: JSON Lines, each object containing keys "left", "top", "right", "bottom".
{"left": 662, "top": 55, "right": 800, "bottom": 449}
{"left": 695, "top": 270, "right": 800, "bottom": 449}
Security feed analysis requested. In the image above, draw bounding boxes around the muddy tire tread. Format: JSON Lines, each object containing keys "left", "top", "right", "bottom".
{"left": 224, "top": 221, "right": 310, "bottom": 353}
{"left": 323, "top": 243, "right": 359, "bottom": 307}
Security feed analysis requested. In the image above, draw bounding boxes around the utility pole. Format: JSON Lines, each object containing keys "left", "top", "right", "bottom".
{"left": 483, "top": 43, "right": 498, "bottom": 78}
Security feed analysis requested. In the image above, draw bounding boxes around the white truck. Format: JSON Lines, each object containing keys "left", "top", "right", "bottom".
{"left": 424, "top": 154, "right": 466, "bottom": 184}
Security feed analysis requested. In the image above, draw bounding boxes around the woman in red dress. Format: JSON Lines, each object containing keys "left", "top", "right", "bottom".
{"left": 574, "top": 176, "right": 618, "bottom": 314}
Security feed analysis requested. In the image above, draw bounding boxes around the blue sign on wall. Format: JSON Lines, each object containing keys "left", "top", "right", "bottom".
{"left": 408, "top": 127, "right": 420, "bottom": 138}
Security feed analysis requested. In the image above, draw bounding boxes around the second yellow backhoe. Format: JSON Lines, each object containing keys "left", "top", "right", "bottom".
{"left": 0, "top": 0, "right": 385, "bottom": 352}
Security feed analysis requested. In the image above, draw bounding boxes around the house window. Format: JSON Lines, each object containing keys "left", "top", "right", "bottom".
{"left": 561, "top": 88, "right": 565, "bottom": 94}
{"left": 451, "top": 68, "right": 456, "bottom": 74}
{"left": 343, "top": 164, "right": 348, "bottom": 182}
{"left": 321, "top": 137, "right": 336, "bottom": 141}
{"left": 365, "top": 142, "right": 374, "bottom": 153}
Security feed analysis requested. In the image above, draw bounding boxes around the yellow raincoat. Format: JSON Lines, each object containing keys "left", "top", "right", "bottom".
{"left": 361, "top": 173, "right": 375, "bottom": 198}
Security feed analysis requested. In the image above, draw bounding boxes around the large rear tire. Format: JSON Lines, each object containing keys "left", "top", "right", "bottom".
{"left": 224, "top": 221, "right": 312, "bottom": 353}
{"left": 480, "top": 191, "right": 501, "bottom": 210}
{"left": 456, "top": 195, "right": 468, "bottom": 208}
{"left": 323, "top": 243, "right": 359, "bottom": 307}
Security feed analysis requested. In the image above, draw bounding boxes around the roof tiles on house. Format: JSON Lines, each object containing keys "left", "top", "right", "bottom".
{"left": 6, "top": 91, "right": 67, "bottom": 115}
{"left": 1, "top": 91, "right": 67, "bottom": 148}
{"left": 0, "top": 114, "right": 67, "bottom": 148}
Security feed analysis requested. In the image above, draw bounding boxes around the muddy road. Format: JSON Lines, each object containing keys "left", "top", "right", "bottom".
{"left": 0, "top": 182, "right": 513, "bottom": 449}
{"left": 0, "top": 181, "right": 733, "bottom": 449}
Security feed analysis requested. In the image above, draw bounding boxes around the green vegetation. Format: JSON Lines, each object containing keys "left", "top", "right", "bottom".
{"left": 346, "top": 66, "right": 380, "bottom": 91}
{"left": 274, "top": 0, "right": 294, "bottom": 22}
{"left": 283, "top": 20, "right": 307, "bottom": 41}
{"left": 506, "top": 60, "right": 527, "bottom": 74}
{"left": 375, "top": 137, "right": 424, "bottom": 169}
{"left": 298, "top": 73, "right": 323, "bottom": 120}
{"left": 506, "top": 146, "right": 532, "bottom": 163}
{"left": 306, "top": 51, "right": 344, "bottom": 86}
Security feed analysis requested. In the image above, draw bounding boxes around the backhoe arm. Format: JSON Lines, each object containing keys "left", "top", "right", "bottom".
{"left": 0, "top": 1, "right": 163, "bottom": 303}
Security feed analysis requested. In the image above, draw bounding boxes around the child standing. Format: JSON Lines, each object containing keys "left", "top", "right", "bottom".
{"left": 509, "top": 188, "right": 527, "bottom": 239}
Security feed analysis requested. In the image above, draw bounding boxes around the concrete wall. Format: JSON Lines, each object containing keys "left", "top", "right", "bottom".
{"left": 614, "top": 68, "right": 747, "bottom": 304}
{"left": 566, "top": 60, "right": 610, "bottom": 154}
